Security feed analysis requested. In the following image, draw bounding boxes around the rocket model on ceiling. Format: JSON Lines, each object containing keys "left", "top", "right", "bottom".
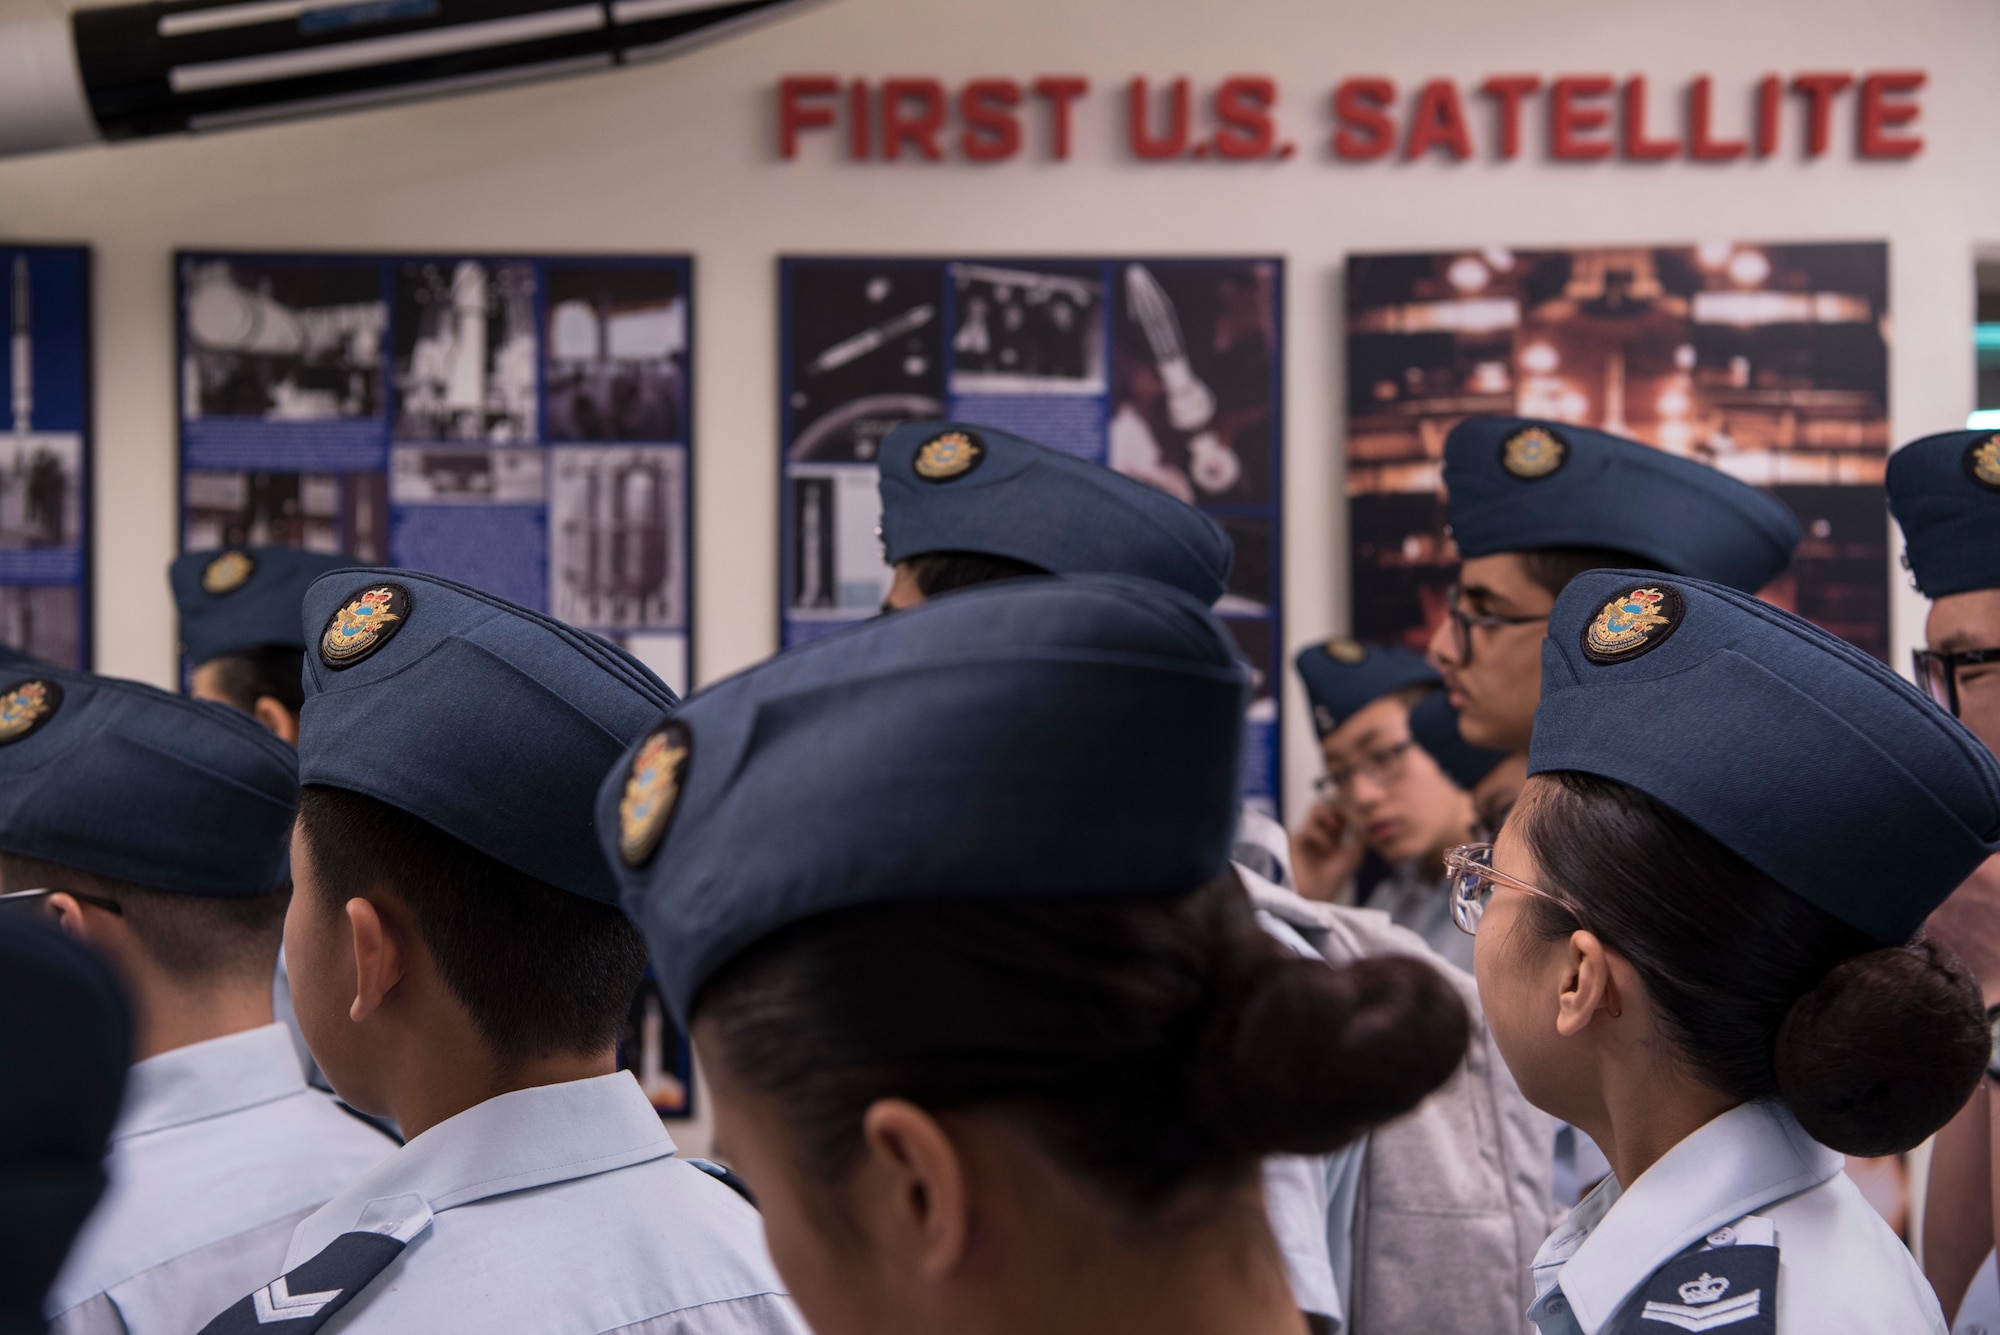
{"left": 0, "top": 0, "right": 827, "bottom": 160}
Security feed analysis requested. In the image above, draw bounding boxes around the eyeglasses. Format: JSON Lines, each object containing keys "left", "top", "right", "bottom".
{"left": 1913, "top": 647, "right": 2000, "bottom": 719}
{"left": 1313, "top": 738, "right": 1417, "bottom": 801}
{"left": 0, "top": 887, "right": 124, "bottom": 916}
{"left": 1443, "top": 584, "right": 1550, "bottom": 666}
{"left": 1443, "top": 843, "right": 1579, "bottom": 937}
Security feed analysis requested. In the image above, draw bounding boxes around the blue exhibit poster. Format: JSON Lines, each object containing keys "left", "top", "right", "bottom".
{"left": 779, "top": 256, "right": 1284, "bottom": 812}
{"left": 0, "top": 244, "right": 91, "bottom": 668}
{"left": 176, "top": 251, "right": 693, "bottom": 697}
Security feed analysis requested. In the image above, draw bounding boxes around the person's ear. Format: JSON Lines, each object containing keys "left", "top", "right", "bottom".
{"left": 854, "top": 1098, "right": 970, "bottom": 1281}
{"left": 252, "top": 696, "right": 299, "bottom": 745}
{"left": 345, "top": 896, "right": 406, "bottom": 1024}
{"left": 1555, "top": 929, "right": 1627, "bottom": 1037}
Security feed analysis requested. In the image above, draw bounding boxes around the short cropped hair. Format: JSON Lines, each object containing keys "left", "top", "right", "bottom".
{"left": 295, "top": 784, "right": 648, "bottom": 1067}
{"left": 1517, "top": 546, "right": 1654, "bottom": 600}
{"left": 0, "top": 852, "right": 288, "bottom": 985}
{"left": 905, "top": 550, "right": 1049, "bottom": 598}
{"left": 202, "top": 645, "right": 307, "bottom": 716}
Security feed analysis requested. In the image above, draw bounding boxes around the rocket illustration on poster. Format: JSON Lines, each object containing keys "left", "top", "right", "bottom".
{"left": 780, "top": 256, "right": 1284, "bottom": 813}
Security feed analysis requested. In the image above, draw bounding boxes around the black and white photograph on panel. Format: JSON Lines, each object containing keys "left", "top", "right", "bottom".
{"left": 543, "top": 264, "right": 688, "bottom": 443}
{"left": 787, "top": 466, "right": 890, "bottom": 615}
{"left": 392, "top": 259, "right": 538, "bottom": 443}
{"left": 947, "top": 262, "right": 1104, "bottom": 394}
{"left": 180, "top": 257, "right": 385, "bottom": 421}
{"left": 391, "top": 447, "right": 547, "bottom": 505}
{"left": 0, "top": 435, "right": 80, "bottom": 549}
{"left": 1111, "top": 261, "right": 1277, "bottom": 508}
{"left": 0, "top": 586, "right": 79, "bottom": 668}
{"left": 549, "top": 446, "right": 687, "bottom": 630}
{"left": 786, "top": 262, "right": 945, "bottom": 464}
{"left": 182, "top": 469, "right": 346, "bottom": 554}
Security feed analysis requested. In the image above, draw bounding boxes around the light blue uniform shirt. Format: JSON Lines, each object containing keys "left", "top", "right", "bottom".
{"left": 1528, "top": 1101, "right": 1945, "bottom": 1334}
{"left": 47, "top": 1024, "right": 396, "bottom": 1335}
{"left": 1256, "top": 896, "right": 1367, "bottom": 1330}
{"left": 266, "top": 1071, "right": 805, "bottom": 1334}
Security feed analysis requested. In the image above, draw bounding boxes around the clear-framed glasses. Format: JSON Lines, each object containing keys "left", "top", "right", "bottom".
{"left": 1443, "top": 584, "right": 1550, "bottom": 666}
{"left": 0, "top": 887, "right": 123, "bottom": 915}
{"left": 1913, "top": 647, "right": 2000, "bottom": 719}
{"left": 1443, "top": 843, "right": 1579, "bottom": 937}
{"left": 1312, "top": 738, "right": 1417, "bottom": 802}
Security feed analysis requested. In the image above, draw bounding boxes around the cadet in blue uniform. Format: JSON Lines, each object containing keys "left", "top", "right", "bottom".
{"left": 198, "top": 570, "right": 802, "bottom": 1335}
{"left": 1455, "top": 568, "right": 1997, "bottom": 1334}
{"left": 171, "top": 548, "right": 353, "bottom": 744}
{"left": 0, "top": 670, "right": 394, "bottom": 1335}
{"left": 876, "top": 419, "right": 1555, "bottom": 1332}
{"left": 0, "top": 914, "right": 129, "bottom": 1335}
{"left": 1886, "top": 429, "right": 2000, "bottom": 1329}
{"left": 1290, "top": 641, "right": 1477, "bottom": 971}
{"left": 1426, "top": 416, "right": 1800, "bottom": 762}
{"left": 599, "top": 573, "right": 1470, "bottom": 1335}
{"left": 1408, "top": 691, "right": 1518, "bottom": 838}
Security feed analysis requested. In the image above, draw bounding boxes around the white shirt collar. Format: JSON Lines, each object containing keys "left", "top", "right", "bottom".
{"left": 286, "top": 1072, "right": 678, "bottom": 1264}
{"left": 1539, "top": 1101, "right": 1842, "bottom": 1334}
{"left": 116, "top": 1024, "right": 308, "bottom": 1139}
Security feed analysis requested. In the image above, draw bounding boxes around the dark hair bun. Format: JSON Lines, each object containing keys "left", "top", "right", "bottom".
{"left": 1191, "top": 954, "right": 1470, "bottom": 1157}
{"left": 1775, "top": 939, "right": 1987, "bottom": 1157}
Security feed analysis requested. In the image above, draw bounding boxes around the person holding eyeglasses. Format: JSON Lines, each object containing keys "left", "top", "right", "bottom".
{"left": 1450, "top": 567, "right": 1997, "bottom": 1335}
{"left": 1886, "top": 429, "right": 2000, "bottom": 1330}
{"left": 1425, "top": 417, "right": 1802, "bottom": 825}
{"left": 0, "top": 668, "right": 396, "bottom": 1335}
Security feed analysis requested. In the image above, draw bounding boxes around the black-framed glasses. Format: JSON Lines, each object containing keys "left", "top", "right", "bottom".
{"left": 1914, "top": 647, "right": 2000, "bottom": 719}
{"left": 1443, "top": 584, "right": 1550, "bottom": 665}
{"left": 1313, "top": 738, "right": 1417, "bottom": 801}
{"left": 0, "top": 887, "right": 123, "bottom": 915}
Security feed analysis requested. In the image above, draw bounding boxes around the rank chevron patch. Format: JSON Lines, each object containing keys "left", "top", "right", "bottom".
{"left": 1633, "top": 1245, "right": 1777, "bottom": 1334}
{"left": 251, "top": 1277, "right": 343, "bottom": 1324}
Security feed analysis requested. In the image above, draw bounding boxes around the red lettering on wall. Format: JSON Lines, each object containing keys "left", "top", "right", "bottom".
{"left": 1032, "top": 76, "right": 1090, "bottom": 159}
{"left": 1478, "top": 76, "right": 1540, "bottom": 160}
{"left": 1404, "top": 79, "right": 1472, "bottom": 160}
{"left": 1549, "top": 75, "right": 1614, "bottom": 160}
{"left": 847, "top": 79, "right": 870, "bottom": 159}
{"left": 1332, "top": 77, "right": 1395, "bottom": 160}
{"left": 1858, "top": 70, "right": 1925, "bottom": 157}
{"left": 1687, "top": 76, "right": 1746, "bottom": 161}
{"left": 881, "top": 78, "right": 945, "bottom": 160}
{"left": 1619, "top": 76, "right": 1678, "bottom": 160}
{"left": 1755, "top": 74, "right": 1781, "bottom": 157}
{"left": 1791, "top": 72, "right": 1852, "bottom": 158}
{"left": 1214, "top": 76, "right": 1279, "bottom": 158}
{"left": 959, "top": 79, "right": 1021, "bottom": 161}
{"left": 1128, "top": 77, "right": 1191, "bottom": 159}
{"left": 778, "top": 76, "right": 838, "bottom": 158}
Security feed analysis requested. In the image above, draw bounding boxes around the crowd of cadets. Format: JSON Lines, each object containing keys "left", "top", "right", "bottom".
{"left": 4, "top": 414, "right": 2000, "bottom": 1335}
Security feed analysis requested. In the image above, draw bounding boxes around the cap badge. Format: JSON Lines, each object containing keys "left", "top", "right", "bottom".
{"left": 1501, "top": 425, "right": 1568, "bottom": 480}
{"left": 1966, "top": 434, "right": 2000, "bottom": 492}
{"left": 618, "top": 721, "right": 690, "bottom": 867}
{"left": 913, "top": 430, "right": 984, "bottom": 482}
{"left": 201, "top": 550, "right": 256, "bottom": 595}
{"left": 0, "top": 678, "right": 61, "bottom": 746}
{"left": 1582, "top": 584, "right": 1685, "bottom": 664}
{"left": 319, "top": 584, "right": 410, "bottom": 669}
{"left": 1326, "top": 638, "right": 1368, "bottom": 664}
